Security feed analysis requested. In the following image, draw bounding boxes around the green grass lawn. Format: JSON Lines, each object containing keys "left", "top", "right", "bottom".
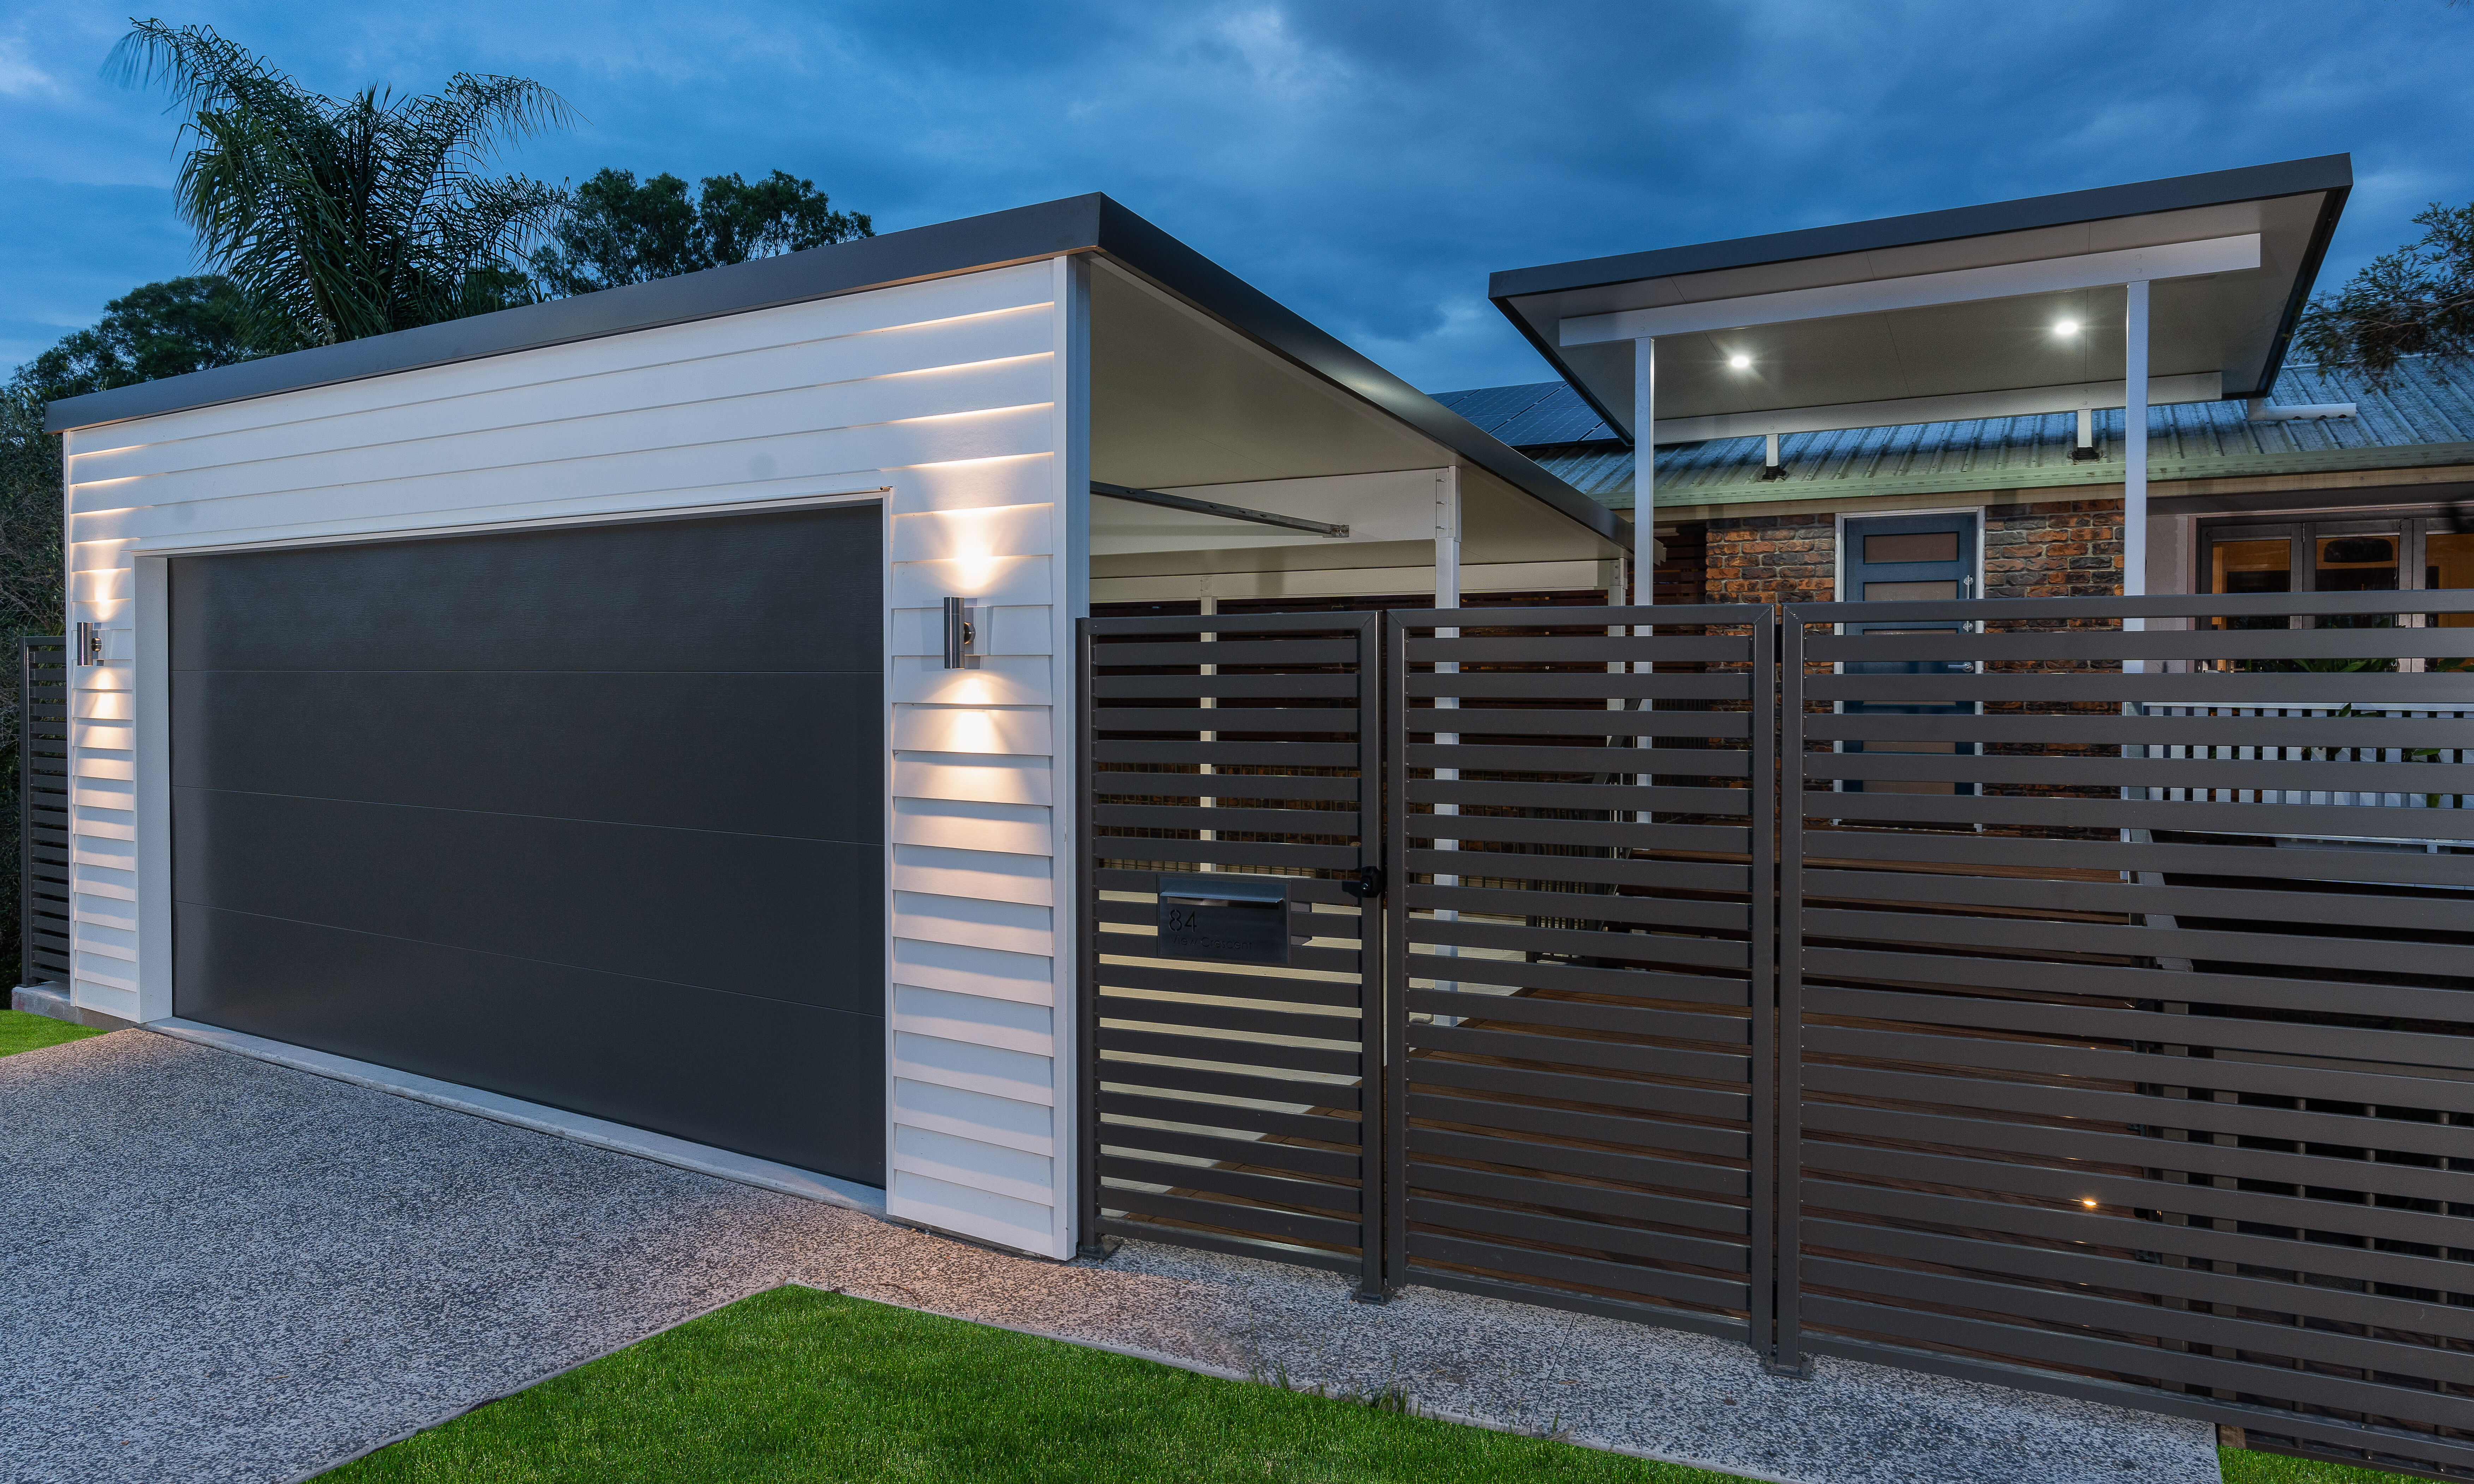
{"left": 2222, "top": 1449, "right": 2432, "bottom": 1484}
{"left": 0, "top": 1007, "right": 104, "bottom": 1057}
{"left": 316, "top": 1285, "right": 1749, "bottom": 1483}
{"left": 308, "top": 1282, "right": 2437, "bottom": 1484}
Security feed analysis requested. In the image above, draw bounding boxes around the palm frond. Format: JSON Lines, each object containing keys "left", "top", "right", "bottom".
{"left": 114, "top": 22, "right": 573, "bottom": 346}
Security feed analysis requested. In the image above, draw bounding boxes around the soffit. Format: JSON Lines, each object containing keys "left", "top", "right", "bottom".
{"left": 1496, "top": 158, "right": 2350, "bottom": 436}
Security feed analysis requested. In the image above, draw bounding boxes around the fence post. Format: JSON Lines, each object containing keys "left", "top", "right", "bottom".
{"left": 1769, "top": 606, "right": 1810, "bottom": 1375}
{"left": 1073, "top": 618, "right": 1108, "bottom": 1261}
{"left": 17, "top": 636, "right": 31, "bottom": 991}
{"left": 1356, "top": 609, "right": 1393, "bottom": 1302}
{"left": 1745, "top": 606, "right": 1789, "bottom": 1371}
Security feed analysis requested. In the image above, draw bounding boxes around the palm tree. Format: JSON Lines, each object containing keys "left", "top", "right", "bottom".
{"left": 110, "top": 21, "right": 574, "bottom": 347}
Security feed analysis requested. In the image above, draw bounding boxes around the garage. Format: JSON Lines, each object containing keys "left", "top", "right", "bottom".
{"left": 43, "top": 193, "right": 1618, "bottom": 1256}
{"left": 168, "top": 505, "right": 886, "bottom": 1185}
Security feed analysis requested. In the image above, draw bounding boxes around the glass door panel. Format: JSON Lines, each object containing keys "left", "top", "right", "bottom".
{"left": 2314, "top": 531, "right": 2402, "bottom": 630}
{"left": 2428, "top": 531, "right": 2474, "bottom": 629}
{"left": 2210, "top": 536, "right": 2294, "bottom": 631}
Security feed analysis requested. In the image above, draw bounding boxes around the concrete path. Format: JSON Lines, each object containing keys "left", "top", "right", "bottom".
{"left": 0, "top": 1031, "right": 2219, "bottom": 1484}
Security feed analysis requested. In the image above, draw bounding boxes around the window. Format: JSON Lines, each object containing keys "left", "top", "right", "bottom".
{"left": 2201, "top": 516, "right": 2474, "bottom": 630}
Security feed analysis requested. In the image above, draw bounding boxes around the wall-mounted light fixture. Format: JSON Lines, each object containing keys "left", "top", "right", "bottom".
{"left": 1726, "top": 353, "right": 1752, "bottom": 370}
{"left": 942, "top": 596, "right": 976, "bottom": 669}
{"left": 2053, "top": 319, "right": 2080, "bottom": 337}
{"left": 73, "top": 621, "right": 102, "bottom": 667}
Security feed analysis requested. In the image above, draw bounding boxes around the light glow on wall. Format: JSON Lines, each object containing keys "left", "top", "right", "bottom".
{"left": 940, "top": 707, "right": 1002, "bottom": 754}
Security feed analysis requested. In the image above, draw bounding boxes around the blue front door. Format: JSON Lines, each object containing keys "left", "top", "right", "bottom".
{"left": 1841, "top": 513, "right": 1980, "bottom": 796}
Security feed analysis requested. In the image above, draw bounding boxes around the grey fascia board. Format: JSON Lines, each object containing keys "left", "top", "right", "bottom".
{"left": 44, "top": 191, "right": 1618, "bottom": 549}
{"left": 46, "top": 195, "right": 1116, "bottom": 433}
{"left": 1655, "top": 440, "right": 2474, "bottom": 512}
{"left": 1487, "top": 155, "right": 2355, "bottom": 302}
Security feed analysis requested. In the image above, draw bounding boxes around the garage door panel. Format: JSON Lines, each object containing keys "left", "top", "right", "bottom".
{"left": 175, "top": 902, "right": 886, "bottom": 1183}
{"left": 170, "top": 505, "right": 880, "bottom": 675}
{"left": 172, "top": 670, "right": 881, "bottom": 842}
{"left": 172, "top": 505, "right": 888, "bottom": 1184}
{"left": 175, "top": 787, "right": 882, "bottom": 1015}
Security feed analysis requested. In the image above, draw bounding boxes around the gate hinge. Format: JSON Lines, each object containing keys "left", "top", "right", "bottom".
{"left": 1341, "top": 865, "right": 1386, "bottom": 901}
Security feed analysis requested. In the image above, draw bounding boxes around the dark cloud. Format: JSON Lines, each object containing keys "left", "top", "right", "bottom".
{"left": 3, "top": 0, "right": 2468, "bottom": 386}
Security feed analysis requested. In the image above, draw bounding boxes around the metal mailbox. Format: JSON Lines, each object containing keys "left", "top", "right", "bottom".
{"left": 1154, "top": 873, "right": 1290, "bottom": 965}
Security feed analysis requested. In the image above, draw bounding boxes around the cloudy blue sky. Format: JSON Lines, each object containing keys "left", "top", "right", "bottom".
{"left": 1, "top": 0, "right": 2467, "bottom": 393}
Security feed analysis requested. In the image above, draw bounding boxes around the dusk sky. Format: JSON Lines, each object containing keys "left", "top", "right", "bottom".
{"left": 2, "top": 0, "right": 2468, "bottom": 393}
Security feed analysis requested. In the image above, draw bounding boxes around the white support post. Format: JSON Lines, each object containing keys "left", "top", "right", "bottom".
{"left": 1635, "top": 337, "right": 1656, "bottom": 592}
{"left": 2123, "top": 280, "right": 2151, "bottom": 676}
{"left": 1434, "top": 471, "right": 1461, "bottom": 1002}
{"left": 2124, "top": 280, "right": 2150, "bottom": 601}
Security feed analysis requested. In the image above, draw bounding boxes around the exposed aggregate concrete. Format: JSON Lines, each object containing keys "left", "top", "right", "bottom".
{"left": 0, "top": 1031, "right": 2218, "bottom": 1484}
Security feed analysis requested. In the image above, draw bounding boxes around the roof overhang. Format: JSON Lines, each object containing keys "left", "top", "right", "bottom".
{"left": 1490, "top": 156, "right": 2352, "bottom": 446}
{"left": 47, "top": 194, "right": 1618, "bottom": 549}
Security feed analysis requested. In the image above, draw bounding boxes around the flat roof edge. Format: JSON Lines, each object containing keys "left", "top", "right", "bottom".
{"left": 47, "top": 190, "right": 1620, "bottom": 551}
{"left": 45, "top": 195, "right": 1116, "bottom": 433}
{"left": 1487, "top": 155, "right": 2356, "bottom": 301}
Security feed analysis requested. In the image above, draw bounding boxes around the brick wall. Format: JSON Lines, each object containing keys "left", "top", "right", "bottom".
{"left": 1704, "top": 512, "right": 1835, "bottom": 607}
{"left": 1984, "top": 497, "right": 2123, "bottom": 599}
{"left": 1689, "top": 499, "right": 2126, "bottom": 606}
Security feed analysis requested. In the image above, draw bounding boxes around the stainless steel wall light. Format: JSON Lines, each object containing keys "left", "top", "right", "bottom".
{"left": 942, "top": 596, "right": 976, "bottom": 669}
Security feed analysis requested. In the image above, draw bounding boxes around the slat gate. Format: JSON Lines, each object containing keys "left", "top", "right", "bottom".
{"left": 1075, "top": 591, "right": 2474, "bottom": 1478}
{"left": 19, "top": 635, "right": 70, "bottom": 988}
{"left": 1077, "top": 612, "right": 1385, "bottom": 1294}
{"left": 1386, "top": 604, "right": 1777, "bottom": 1344}
{"left": 1784, "top": 590, "right": 2474, "bottom": 1478}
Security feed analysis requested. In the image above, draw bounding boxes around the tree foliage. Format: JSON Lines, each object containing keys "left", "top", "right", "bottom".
{"left": 109, "top": 19, "right": 573, "bottom": 347}
{"left": 2296, "top": 202, "right": 2474, "bottom": 385}
{"left": 530, "top": 168, "right": 872, "bottom": 297}
{"left": 20, "top": 275, "right": 284, "bottom": 404}
{"left": 0, "top": 378, "right": 70, "bottom": 984}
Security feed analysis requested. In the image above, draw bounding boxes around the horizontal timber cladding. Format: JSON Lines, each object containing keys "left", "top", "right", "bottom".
{"left": 1386, "top": 603, "right": 1777, "bottom": 1344}
{"left": 1076, "top": 611, "right": 1386, "bottom": 1293}
{"left": 1781, "top": 588, "right": 2474, "bottom": 1479}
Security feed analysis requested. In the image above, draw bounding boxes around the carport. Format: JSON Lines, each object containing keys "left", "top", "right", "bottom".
{"left": 41, "top": 193, "right": 1615, "bottom": 1260}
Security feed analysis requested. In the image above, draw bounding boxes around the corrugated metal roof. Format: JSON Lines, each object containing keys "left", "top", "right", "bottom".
{"left": 1435, "top": 358, "right": 2474, "bottom": 512}
{"left": 1430, "top": 381, "right": 1619, "bottom": 447}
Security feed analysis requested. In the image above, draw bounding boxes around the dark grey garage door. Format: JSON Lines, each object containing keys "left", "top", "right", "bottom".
{"left": 171, "top": 505, "right": 885, "bottom": 1185}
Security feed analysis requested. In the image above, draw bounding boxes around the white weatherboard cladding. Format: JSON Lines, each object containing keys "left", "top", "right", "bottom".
{"left": 62, "top": 256, "right": 1084, "bottom": 1260}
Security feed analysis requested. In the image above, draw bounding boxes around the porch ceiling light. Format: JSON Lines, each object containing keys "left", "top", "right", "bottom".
{"left": 2054, "top": 319, "right": 2081, "bottom": 337}
{"left": 1727, "top": 353, "right": 1752, "bottom": 370}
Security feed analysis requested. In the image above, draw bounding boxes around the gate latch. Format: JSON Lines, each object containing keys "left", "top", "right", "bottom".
{"left": 1341, "top": 865, "right": 1385, "bottom": 901}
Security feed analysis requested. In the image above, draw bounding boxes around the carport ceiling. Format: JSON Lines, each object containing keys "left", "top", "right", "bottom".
{"left": 1492, "top": 156, "right": 2351, "bottom": 440}
{"left": 1089, "top": 262, "right": 1451, "bottom": 491}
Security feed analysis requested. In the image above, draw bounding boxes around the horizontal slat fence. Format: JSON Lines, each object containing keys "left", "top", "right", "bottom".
{"left": 1077, "top": 611, "right": 1384, "bottom": 1296}
{"left": 1387, "top": 604, "right": 1776, "bottom": 1344}
{"left": 19, "top": 635, "right": 69, "bottom": 988}
{"left": 1784, "top": 590, "right": 2474, "bottom": 1479}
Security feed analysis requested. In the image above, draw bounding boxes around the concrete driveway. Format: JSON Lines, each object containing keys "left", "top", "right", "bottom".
{"left": 0, "top": 1030, "right": 2218, "bottom": 1484}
